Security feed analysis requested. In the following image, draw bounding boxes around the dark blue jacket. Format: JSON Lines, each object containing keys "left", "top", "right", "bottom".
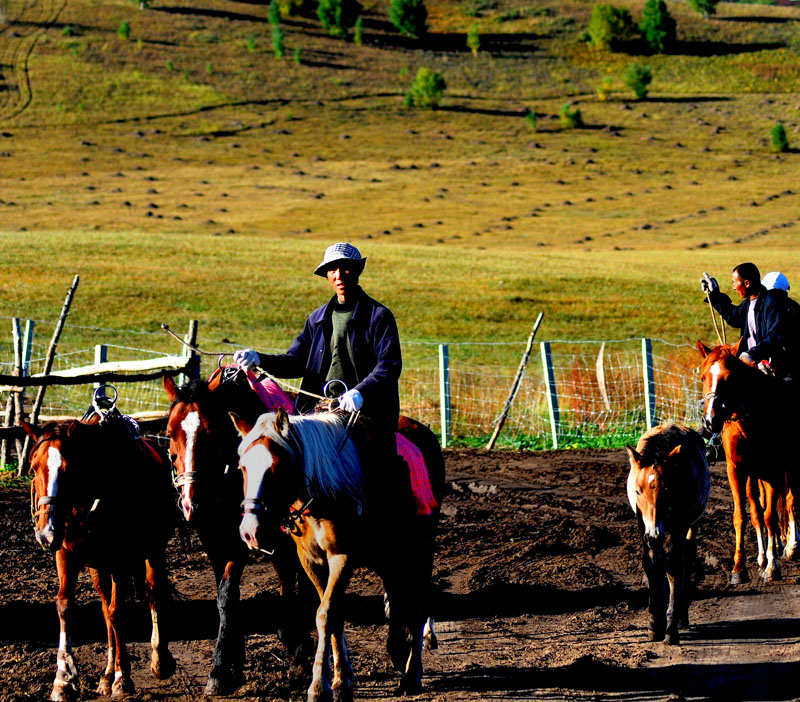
{"left": 708, "top": 285, "right": 789, "bottom": 366}
{"left": 259, "top": 287, "right": 401, "bottom": 431}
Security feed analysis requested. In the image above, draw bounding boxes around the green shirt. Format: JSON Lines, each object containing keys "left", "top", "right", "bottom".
{"left": 325, "top": 300, "right": 357, "bottom": 394}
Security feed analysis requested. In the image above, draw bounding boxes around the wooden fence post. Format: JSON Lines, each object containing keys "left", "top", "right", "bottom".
{"left": 178, "top": 320, "right": 200, "bottom": 385}
{"left": 486, "top": 312, "right": 544, "bottom": 450}
{"left": 438, "top": 344, "right": 450, "bottom": 449}
{"left": 642, "top": 337, "right": 656, "bottom": 429}
{"left": 541, "top": 341, "right": 560, "bottom": 450}
{"left": 1, "top": 319, "right": 21, "bottom": 469}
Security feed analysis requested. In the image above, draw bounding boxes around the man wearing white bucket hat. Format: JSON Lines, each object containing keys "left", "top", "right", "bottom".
{"left": 234, "top": 242, "right": 402, "bottom": 431}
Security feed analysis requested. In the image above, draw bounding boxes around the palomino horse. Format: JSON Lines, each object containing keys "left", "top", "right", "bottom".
{"left": 627, "top": 424, "right": 710, "bottom": 644}
{"left": 23, "top": 410, "right": 175, "bottom": 701}
{"left": 234, "top": 408, "right": 445, "bottom": 702}
{"left": 698, "top": 339, "right": 799, "bottom": 584}
{"left": 163, "top": 366, "right": 310, "bottom": 694}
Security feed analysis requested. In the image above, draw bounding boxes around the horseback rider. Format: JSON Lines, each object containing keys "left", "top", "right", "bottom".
{"left": 233, "top": 242, "right": 412, "bottom": 511}
{"left": 701, "top": 262, "right": 796, "bottom": 381}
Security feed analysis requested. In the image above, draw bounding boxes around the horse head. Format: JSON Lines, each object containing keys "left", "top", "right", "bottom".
{"left": 697, "top": 338, "right": 752, "bottom": 434}
{"left": 231, "top": 408, "right": 301, "bottom": 552}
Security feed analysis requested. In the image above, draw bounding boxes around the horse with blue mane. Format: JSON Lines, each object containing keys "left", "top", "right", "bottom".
{"left": 233, "top": 407, "right": 445, "bottom": 702}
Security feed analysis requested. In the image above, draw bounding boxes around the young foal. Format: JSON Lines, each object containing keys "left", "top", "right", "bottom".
{"left": 163, "top": 368, "right": 308, "bottom": 694}
{"left": 234, "top": 408, "right": 444, "bottom": 702}
{"left": 24, "top": 414, "right": 175, "bottom": 700}
{"left": 627, "top": 424, "right": 710, "bottom": 645}
{"left": 698, "top": 340, "right": 800, "bottom": 583}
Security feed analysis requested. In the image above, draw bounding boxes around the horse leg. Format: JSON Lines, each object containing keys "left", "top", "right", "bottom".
{"left": 206, "top": 558, "right": 245, "bottom": 695}
{"left": 109, "top": 575, "right": 135, "bottom": 697}
{"left": 50, "top": 550, "right": 80, "bottom": 702}
{"left": 747, "top": 477, "right": 768, "bottom": 571}
{"left": 760, "top": 481, "right": 783, "bottom": 583}
{"left": 89, "top": 568, "right": 116, "bottom": 696}
{"left": 642, "top": 541, "right": 667, "bottom": 641}
{"left": 727, "top": 461, "right": 750, "bottom": 584}
{"left": 664, "top": 537, "right": 687, "bottom": 645}
{"left": 782, "top": 472, "right": 799, "bottom": 560}
{"left": 679, "top": 527, "right": 698, "bottom": 629}
{"left": 144, "top": 555, "right": 175, "bottom": 680}
{"left": 423, "top": 617, "right": 438, "bottom": 650}
{"left": 272, "top": 540, "right": 315, "bottom": 670}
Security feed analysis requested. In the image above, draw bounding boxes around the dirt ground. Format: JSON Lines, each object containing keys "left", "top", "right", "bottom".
{"left": 3, "top": 447, "right": 800, "bottom": 702}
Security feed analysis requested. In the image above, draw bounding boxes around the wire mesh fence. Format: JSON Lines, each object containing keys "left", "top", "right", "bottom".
{"left": 0, "top": 316, "right": 704, "bottom": 453}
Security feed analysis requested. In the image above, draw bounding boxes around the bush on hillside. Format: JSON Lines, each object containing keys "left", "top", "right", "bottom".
{"left": 687, "top": 0, "right": 719, "bottom": 18}
{"left": 596, "top": 76, "right": 614, "bottom": 101}
{"left": 117, "top": 20, "right": 131, "bottom": 40}
{"left": 390, "top": 0, "right": 428, "bottom": 38}
{"left": 354, "top": 15, "right": 364, "bottom": 45}
{"left": 624, "top": 62, "right": 652, "bottom": 99}
{"left": 272, "top": 25, "right": 285, "bottom": 57}
{"left": 587, "top": 4, "right": 637, "bottom": 50}
{"left": 639, "top": 0, "right": 676, "bottom": 53}
{"left": 467, "top": 23, "right": 480, "bottom": 55}
{"left": 318, "top": 0, "right": 363, "bottom": 36}
{"left": 771, "top": 123, "right": 789, "bottom": 153}
{"left": 405, "top": 67, "right": 445, "bottom": 108}
{"left": 269, "top": 0, "right": 281, "bottom": 25}
{"left": 559, "top": 102, "right": 583, "bottom": 128}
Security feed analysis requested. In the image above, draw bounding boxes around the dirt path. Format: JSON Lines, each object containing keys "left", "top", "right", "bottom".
{"left": 3, "top": 447, "right": 800, "bottom": 701}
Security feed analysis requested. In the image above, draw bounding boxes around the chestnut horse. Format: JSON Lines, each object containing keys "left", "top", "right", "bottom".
{"left": 627, "top": 424, "right": 710, "bottom": 644}
{"left": 698, "top": 339, "right": 800, "bottom": 584}
{"left": 163, "top": 366, "right": 310, "bottom": 695}
{"left": 233, "top": 408, "right": 445, "bottom": 702}
{"left": 24, "top": 412, "right": 175, "bottom": 701}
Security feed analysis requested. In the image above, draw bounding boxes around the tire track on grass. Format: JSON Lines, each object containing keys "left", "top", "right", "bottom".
{"left": 0, "top": 0, "right": 67, "bottom": 122}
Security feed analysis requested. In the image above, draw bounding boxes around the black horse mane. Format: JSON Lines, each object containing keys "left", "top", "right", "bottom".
{"left": 638, "top": 425, "right": 698, "bottom": 469}
{"left": 171, "top": 377, "right": 211, "bottom": 407}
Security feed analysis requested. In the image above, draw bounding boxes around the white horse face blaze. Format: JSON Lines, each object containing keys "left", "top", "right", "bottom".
{"left": 178, "top": 411, "right": 201, "bottom": 518}
{"left": 704, "top": 361, "right": 723, "bottom": 427}
{"left": 37, "top": 445, "right": 62, "bottom": 546}
{"left": 238, "top": 443, "right": 274, "bottom": 550}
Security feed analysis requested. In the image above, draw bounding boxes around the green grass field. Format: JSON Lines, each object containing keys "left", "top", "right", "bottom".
{"left": 2, "top": 0, "right": 800, "bottom": 357}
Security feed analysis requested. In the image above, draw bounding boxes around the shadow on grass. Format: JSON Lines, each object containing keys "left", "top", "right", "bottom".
{"left": 717, "top": 15, "right": 798, "bottom": 24}
{"left": 671, "top": 40, "right": 785, "bottom": 56}
{"left": 363, "top": 28, "right": 543, "bottom": 54}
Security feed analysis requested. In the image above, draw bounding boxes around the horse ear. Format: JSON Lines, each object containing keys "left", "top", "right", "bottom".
{"left": 18, "top": 420, "right": 43, "bottom": 441}
{"left": 697, "top": 341, "right": 711, "bottom": 357}
{"left": 163, "top": 374, "right": 179, "bottom": 402}
{"left": 66, "top": 420, "right": 83, "bottom": 437}
{"left": 229, "top": 412, "right": 254, "bottom": 437}
{"left": 668, "top": 444, "right": 682, "bottom": 459}
{"left": 625, "top": 445, "right": 641, "bottom": 466}
{"left": 731, "top": 337, "right": 744, "bottom": 355}
{"left": 274, "top": 408, "right": 291, "bottom": 438}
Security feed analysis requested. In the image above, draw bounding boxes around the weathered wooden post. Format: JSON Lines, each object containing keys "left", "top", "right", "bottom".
{"left": 178, "top": 320, "right": 200, "bottom": 386}
{"left": 486, "top": 312, "right": 544, "bottom": 450}
{"left": 438, "top": 344, "right": 450, "bottom": 449}
{"left": 642, "top": 338, "right": 657, "bottom": 429}
{"left": 541, "top": 341, "right": 560, "bottom": 450}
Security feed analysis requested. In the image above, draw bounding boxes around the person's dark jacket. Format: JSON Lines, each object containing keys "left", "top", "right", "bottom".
{"left": 258, "top": 287, "right": 401, "bottom": 432}
{"left": 708, "top": 284, "right": 790, "bottom": 368}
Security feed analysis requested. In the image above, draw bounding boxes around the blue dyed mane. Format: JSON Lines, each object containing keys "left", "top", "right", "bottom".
{"left": 242, "top": 412, "right": 366, "bottom": 514}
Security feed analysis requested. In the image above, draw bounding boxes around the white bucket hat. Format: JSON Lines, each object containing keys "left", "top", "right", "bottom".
{"left": 313, "top": 242, "right": 367, "bottom": 277}
{"left": 763, "top": 271, "right": 790, "bottom": 291}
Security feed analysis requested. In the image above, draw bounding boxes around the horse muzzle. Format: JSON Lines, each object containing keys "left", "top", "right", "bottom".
{"left": 35, "top": 521, "right": 62, "bottom": 551}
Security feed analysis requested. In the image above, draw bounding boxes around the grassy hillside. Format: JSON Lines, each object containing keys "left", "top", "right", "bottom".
{"left": 1, "top": 0, "right": 799, "bottom": 354}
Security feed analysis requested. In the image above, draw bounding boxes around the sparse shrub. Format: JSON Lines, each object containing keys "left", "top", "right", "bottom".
{"left": 639, "top": 0, "right": 675, "bottom": 53}
{"left": 405, "top": 67, "right": 445, "bottom": 108}
{"left": 206, "top": 62, "right": 214, "bottom": 74}
{"left": 687, "top": 0, "right": 719, "bottom": 18}
{"left": 272, "top": 25, "right": 285, "bottom": 57}
{"left": 62, "top": 25, "right": 74, "bottom": 36}
{"left": 318, "top": 0, "right": 363, "bottom": 37}
{"left": 559, "top": 102, "right": 583, "bottom": 128}
{"left": 624, "top": 62, "right": 652, "bottom": 99}
{"left": 587, "top": 4, "right": 636, "bottom": 50}
{"left": 467, "top": 23, "right": 480, "bottom": 55}
{"left": 525, "top": 111, "right": 537, "bottom": 131}
{"left": 166, "top": 59, "right": 174, "bottom": 71}
{"left": 117, "top": 20, "right": 131, "bottom": 40}
{"left": 771, "top": 123, "right": 789, "bottom": 153}
{"left": 269, "top": 0, "right": 281, "bottom": 25}
{"left": 354, "top": 15, "right": 363, "bottom": 45}
{"left": 596, "top": 76, "right": 613, "bottom": 101}
{"left": 390, "top": 0, "right": 427, "bottom": 38}
{"left": 279, "top": 0, "right": 316, "bottom": 17}
{"left": 182, "top": 68, "right": 189, "bottom": 80}
{"left": 293, "top": 46, "right": 302, "bottom": 63}
{"left": 246, "top": 33, "right": 256, "bottom": 51}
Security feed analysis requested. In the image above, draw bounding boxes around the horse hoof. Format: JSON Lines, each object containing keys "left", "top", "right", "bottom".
{"left": 51, "top": 682, "right": 78, "bottom": 702}
{"left": 333, "top": 683, "right": 354, "bottom": 702}
{"left": 761, "top": 567, "right": 782, "bottom": 583}
{"left": 151, "top": 649, "right": 176, "bottom": 680}
{"left": 425, "top": 632, "right": 439, "bottom": 650}
{"left": 205, "top": 674, "right": 242, "bottom": 696}
{"left": 665, "top": 631, "right": 680, "bottom": 646}
{"left": 730, "top": 570, "right": 749, "bottom": 585}
{"left": 396, "top": 677, "right": 423, "bottom": 697}
{"left": 97, "top": 675, "right": 113, "bottom": 696}
{"left": 111, "top": 675, "right": 135, "bottom": 698}
{"left": 784, "top": 545, "right": 797, "bottom": 561}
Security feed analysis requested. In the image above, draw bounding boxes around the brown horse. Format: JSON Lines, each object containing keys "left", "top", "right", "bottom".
{"left": 23, "top": 411, "right": 175, "bottom": 701}
{"left": 626, "top": 424, "right": 710, "bottom": 644}
{"left": 698, "top": 339, "right": 800, "bottom": 584}
{"left": 163, "top": 366, "right": 310, "bottom": 695}
{"left": 233, "top": 408, "right": 445, "bottom": 702}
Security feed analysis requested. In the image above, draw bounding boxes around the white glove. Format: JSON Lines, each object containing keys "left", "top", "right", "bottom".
{"left": 739, "top": 351, "right": 756, "bottom": 367}
{"left": 233, "top": 349, "right": 260, "bottom": 369}
{"left": 339, "top": 388, "right": 363, "bottom": 412}
{"left": 700, "top": 272, "right": 718, "bottom": 294}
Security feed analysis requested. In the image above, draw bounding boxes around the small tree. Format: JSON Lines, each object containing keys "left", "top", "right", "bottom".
{"left": 624, "top": 62, "right": 652, "bottom": 100}
{"left": 354, "top": 15, "right": 363, "bottom": 45}
{"left": 246, "top": 33, "right": 256, "bottom": 51}
{"left": 405, "top": 67, "right": 445, "bottom": 108}
{"left": 596, "top": 76, "right": 613, "bottom": 101}
{"left": 467, "top": 23, "right": 480, "bottom": 55}
{"left": 559, "top": 102, "right": 583, "bottom": 128}
{"left": 525, "top": 111, "right": 537, "bottom": 131}
{"left": 639, "top": 0, "right": 675, "bottom": 54}
{"left": 117, "top": 20, "right": 131, "bottom": 39}
{"left": 687, "top": 0, "right": 719, "bottom": 19}
{"left": 390, "top": 0, "right": 427, "bottom": 39}
{"left": 269, "top": 0, "right": 281, "bottom": 24}
{"left": 272, "top": 25, "right": 285, "bottom": 57}
{"left": 771, "top": 123, "right": 789, "bottom": 153}
{"left": 587, "top": 4, "right": 636, "bottom": 50}
{"left": 318, "top": 0, "right": 363, "bottom": 37}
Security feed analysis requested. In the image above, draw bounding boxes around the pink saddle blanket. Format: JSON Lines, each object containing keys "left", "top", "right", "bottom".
{"left": 396, "top": 432, "right": 439, "bottom": 516}
{"left": 243, "top": 369, "right": 296, "bottom": 413}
